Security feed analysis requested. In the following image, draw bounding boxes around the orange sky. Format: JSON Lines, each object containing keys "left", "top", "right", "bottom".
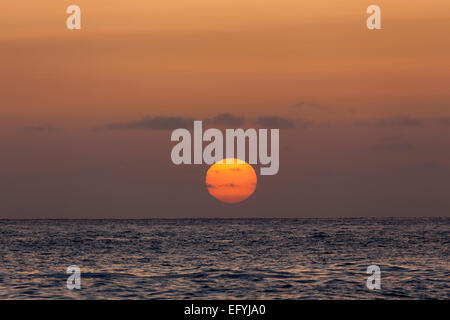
{"left": 2, "top": 0, "right": 450, "bottom": 123}
{"left": 1, "top": 1, "right": 450, "bottom": 217}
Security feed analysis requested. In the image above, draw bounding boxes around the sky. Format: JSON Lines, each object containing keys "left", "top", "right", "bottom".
{"left": 1, "top": 0, "right": 450, "bottom": 218}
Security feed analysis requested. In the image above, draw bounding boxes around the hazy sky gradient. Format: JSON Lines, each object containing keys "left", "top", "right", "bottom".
{"left": 1, "top": 1, "right": 450, "bottom": 217}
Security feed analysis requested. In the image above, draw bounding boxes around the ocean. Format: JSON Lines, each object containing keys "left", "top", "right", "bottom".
{"left": 0, "top": 218, "right": 448, "bottom": 299}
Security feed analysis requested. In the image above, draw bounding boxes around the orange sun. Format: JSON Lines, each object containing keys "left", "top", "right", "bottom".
{"left": 205, "top": 158, "right": 257, "bottom": 203}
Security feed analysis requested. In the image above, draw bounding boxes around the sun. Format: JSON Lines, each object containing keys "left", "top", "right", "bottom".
{"left": 205, "top": 158, "right": 257, "bottom": 204}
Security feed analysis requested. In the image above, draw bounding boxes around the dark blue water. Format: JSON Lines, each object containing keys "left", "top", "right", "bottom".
{"left": 0, "top": 218, "right": 448, "bottom": 299}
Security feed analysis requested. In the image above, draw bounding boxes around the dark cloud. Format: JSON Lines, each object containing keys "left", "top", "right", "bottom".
{"left": 376, "top": 143, "right": 414, "bottom": 152}
{"left": 355, "top": 116, "right": 422, "bottom": 128}
{"left": 104, "top": 116, "right": 194, "bottom": 130}
{"left": 295, "top": 119, "right": 312, "bottom": 128}
{"left": 435, "top": 117, "right": 450, "bottom": 126}
{"left": 103, "top": 114, "right": 308, "bottom": 131}
{"left": 205, "top": 113, "right": 245, "bottom": 127}
{"left": 206, "top": 183, "right": 238, "bottom": 189}
{"left": 256, "top": 116, "right": 296, "bottom": 128}
{"left": 219, "top": 183, "right": 238, "bottom": 188}
{"left": 103, "top": 113, "right": 246, "bottom": 131}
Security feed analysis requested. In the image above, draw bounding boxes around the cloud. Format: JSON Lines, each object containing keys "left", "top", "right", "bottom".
{"left": 294, "top": 119, "right": 312, "bottom": 128}
{"left": 435, "top": 117, "right": 450, "bottom": 126}
{"left": 103, "top": 113, "right": 307, "bottom": 131}
{"left": 376, "top": 143, "right": 414, "bottom": 152}
{"left": 256, "top": 116, "right": 296, "bottom": 128}
{"left": 206, "top": 183, "right": 238, "bottom": 189}
{"left": 104, "top": 116, "right": 194, "bottom": 130}
{"left": 103, "top": 113, "right": 246, "bottom": 131}
{"left": 205, "top": 113, "right": 245, "bottom": 127}
{"left": 355, "top": 116, "right": 422, "bottom": 128}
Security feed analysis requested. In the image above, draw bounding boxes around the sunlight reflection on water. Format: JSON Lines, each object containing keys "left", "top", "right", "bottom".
{"left": 0, "top": 218, "right": 448, "bottom": 299}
